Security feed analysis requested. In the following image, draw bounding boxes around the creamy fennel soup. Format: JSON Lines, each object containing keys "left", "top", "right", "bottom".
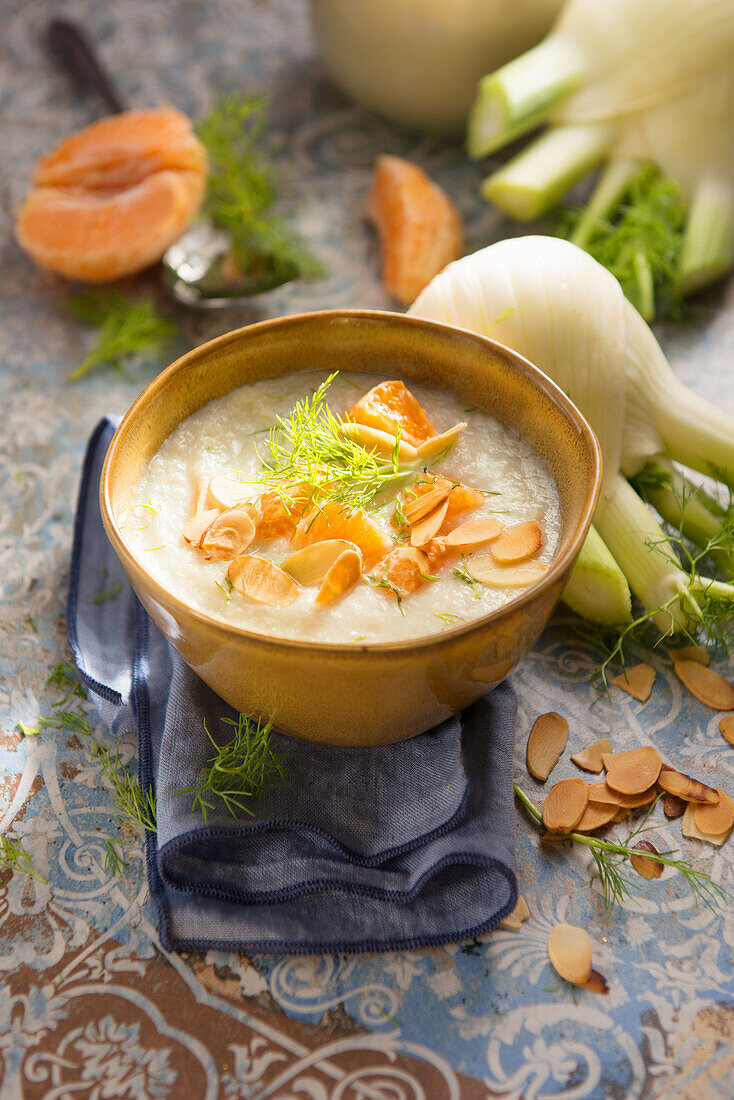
{"left": 124, "top": 371, "right": 561, "bottom": 643}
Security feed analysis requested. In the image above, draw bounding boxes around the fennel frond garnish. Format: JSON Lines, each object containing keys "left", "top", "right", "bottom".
{"left": 514, "top": 785, "right": 730, "bottom": 912}
{"left": 92, "top": 740, "right": 157, "bottom": 833}
{"left": 65, "top": 290, "right": 177, "bottom": 382}
{"left": 362, "top": 572, "right": 405, "bottom": 613}
{"left": 0, "top": 835, "right": 46, "bottom": 883}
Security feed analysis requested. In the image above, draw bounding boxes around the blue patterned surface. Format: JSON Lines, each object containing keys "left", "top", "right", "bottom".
{"left": 2, "top": 1, "right": 734, "bottom": 1096}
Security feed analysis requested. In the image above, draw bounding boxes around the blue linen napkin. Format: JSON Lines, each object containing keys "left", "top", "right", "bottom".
{"left": 68, "top": 417, "right": 518, "bottom": 954}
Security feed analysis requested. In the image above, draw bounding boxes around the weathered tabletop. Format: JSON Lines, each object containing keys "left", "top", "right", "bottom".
{"left": 2, "top": 1, "right": 734, "bottom": 1097}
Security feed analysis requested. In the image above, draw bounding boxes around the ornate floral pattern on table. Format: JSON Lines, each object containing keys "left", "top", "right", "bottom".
{"left": 2, "top": 1, "right": 734, "bottom": 1097}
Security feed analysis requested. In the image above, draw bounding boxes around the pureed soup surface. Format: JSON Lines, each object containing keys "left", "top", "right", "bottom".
{"left": 124, "top": 371, "right": 561, "bottom": 644}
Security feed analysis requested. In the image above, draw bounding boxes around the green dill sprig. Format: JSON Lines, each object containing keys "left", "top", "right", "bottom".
{"left": 514, "top": 785, "right": 730, "bottom": 912}
{"left": 171, "top": 712, "right": 284, "bottom": 823}
{"left": 0, "top": 834, "right": 46, "bottom": 883}
{"left": 197, "top": 93, "right": 324, "bottom": 287}
{"left": 65, "top": 290, "right": 177, "bottom": 382}
{"left": 103, "top": 838, "right": 127, "bottom": 877}
{"left": 92, "top": 741, "right": 157, "bottom": 833}
{"left": 434, "top": 611, "right": 464, "bottom": 625}
{"left": 453, "top": 559, "right": 481, "bottom": 598}
{"left": 94, "top": 582, "right": 122, "bottom": 605}
{"left": 363, "top": 572, "right": 405, "bottom": 613}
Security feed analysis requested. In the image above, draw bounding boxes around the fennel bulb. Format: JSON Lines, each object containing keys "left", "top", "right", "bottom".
{"left": 410, "top": 235, "right": 734, "bottom": 635}
{"left": 468, "top": 0, "right": 734, "bottom": 317}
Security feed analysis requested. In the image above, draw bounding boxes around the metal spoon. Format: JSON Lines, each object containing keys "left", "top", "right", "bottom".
{"left": 47, "top": 19, "right": 296, "bottom": 307}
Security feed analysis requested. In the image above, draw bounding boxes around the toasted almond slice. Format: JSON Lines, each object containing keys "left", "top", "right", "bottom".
{"left": 606, "top": 746, "right": 662, "bottom": 795}
{"left": 208, "top": 474, "right": 252, "bottom": 511}
{"left": 282, "top": 539, "right": 359, "bottom": 586}
{"left": 612, "top": 808, "right": 632, "bottom": 822}
{"left": 444, "top": 516, "right": 504, "bottom": 550}
{"left": 340, "top": 420, "right": 418, "bottom": 462}
{"left": 694, "top": 789, "right": 734, "bottom": 836}
{"left": 183, "top": 508, "right": 220, "bottom": 546}
{"left": 574, "top": 800, "right": 619, "bottom": 832}
{"left": 416, "top": 422, "right": 467, "bottom": 461}
{"left": 674, "top": 660, "right": 734, "bottom": 711}
{"left": 467, "top": 559, "right": 549, "bottom": 588}
{"left": 720, "top": 714, "right": 734, "bottom": 745}
{"left": 657, "top": 764, "right": 719, "bottom": 805}
{"left": 571, "top": 738, "right": 613, "bottom": 774}
{"left": 601, "top": 751, "right": 626, "bottom": 772}
{"left": 526, "top": 712, "right": 569, "bottom": 782}
{"left": 192, "top": 474, "right": 210, "bottom": 514}
{"left": 547, "top": 923, "right": 593, "bottom": 986}
{"left": 630, "top": 840, "right": 664, "bottom": 879}
{"left": 663, "top": 792, "right": 687, "bottom": 819}
{"left": 587, "top": 781, "right": 621, "bottom": 805}
{"left": 682, "top": 801, "right": 732, "bottom": 845}
{"left": 410, "top": 498, "right": 450, "bottom": 548}
{"left": 582, "top": 969, "right": 610, "bottom": 995}
{"left": 200, "top": 509, "right": 256, "bottom": 561}
{"left": 316, "top": 548, "right": 363, "bottom": 605}
{"left": 491, "top": 520, "right": 543, "bottom": 564}
{"left": 542, "top": 777, "right": 589, "bottom": 833}
{"left": 403, "top": 486, "right": 450, "bottom": 525}
{"left": 611, "top": 663, "right": 656, "bottom": 703}
{"left": 497, "top": 894, "right": 531, "bottom": 930}
{"left": 228, "top": 554, "right": 299, "bottom": 607}
{"left": 587, "top": 781, "right": 658, "bottom": 808}
{"left": 668, "top": 644, "right": 709, "bottom": 667}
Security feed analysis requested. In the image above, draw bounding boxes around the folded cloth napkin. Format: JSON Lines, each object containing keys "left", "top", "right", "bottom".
{"left": 68, "top": 417, "right": 518, "bottom": 954}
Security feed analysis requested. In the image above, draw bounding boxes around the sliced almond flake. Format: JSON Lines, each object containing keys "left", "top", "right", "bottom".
{"left": 200, "top": 509, "right": 256, "bottom": 562}
{"left": 340, "top": 420, "right": 419, "bottom": 462}
{"left": 228, "top": 554, "right": 299, "bottom": 607}
{"left": 410, "top": 497, "right": 450, "bottom": 548}
{"left": 403, "top": 486, "right": 450, "bottom": 525}
{"left": 497, "top": 895, "right": 531, "bottom": 930}
{"left": 720, "top": 714, "right": 734, "bottom": 745}
{"left": 694, "top": 789, "right": 734, "bottom": 836}
{"left": 663, "top": 792, "right": 687, "bottom": 819}
{"left": 491, "top": 520, "right": 543, "bottom": 564}
{"left": 612, "top": 808, "right": 632, "bottom": 822}
{"left": 416, "top": 422, "right": 467, "bottom": 461}
{"left": 682, "top": 801, "right": 732, "bottom": 846}
{"left": 547, "top": 923, "right": 593, "bottom": 986}
{"left": 657, "top": 764, "right": 719, "bottom": 805}
{"left": 606, "top": 746, "right": 662, "bottom": 795}
{"left": 668, "top": 644, "right": 710, "bottom": 667}
{"left": 183, "top": 508, "right": 220, "bottom": 546}
{"left": 674, "top": 661, "right": 734, "bottom": 711}
{"left": 316, "top": 548, "right": 363, "bottom": 605}
{"left": 467, "top": 559, "right": 549, "bottom": 588}
{"left": 282, "top": 540, "right": 358, "bottom": 586}
{"left": 601, "top": 751, "right": 626, "bottom": 772}
{"left": 526, "top": 712, "right": 569, "bottom": 782}
{"left": 208, "top": 474, "right": 252, "bottom": 511}
{"left": 192, "top": 475, "right": 210, "bottom": 515}
{"left": 587, "top": 781, "right": 657, "bottom": 808}
{"left": 611, "top": 663, "right": 656, "bottom": 703}
{"left": 630, "top": 840, "right": 664, "bottom": 879}
{"left": 582, "top": 969, "right": 610, "bottom": 995}
{"left": 574, "top": 800, "right": 619, "bottom": 832}
{"left": 571, "top": 738, "right": 613, "bottom": 774}
{"left": 444, "top": 516, "right": 504, "bottom": 550}
{"left": 542, "top": 778, "right": 589, "bottom": 833}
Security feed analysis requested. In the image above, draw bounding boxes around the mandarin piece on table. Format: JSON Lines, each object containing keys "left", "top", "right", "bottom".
{"left": 15, "top": 107, "right": 206, "bottom": 282}
{"left": 526, "top": 712, "right": 569, "bottom": 782}
{"left": 347, "top": 379, "right": 436, "bottom": 445}
{"left": 610, "top": 663, "right": 656, "bottom": 703}
{"left": 674, "top": 661, "right": 734, "bottom": 710}
{"left": 365, "top": 156, "right": 464, "bottom": 306}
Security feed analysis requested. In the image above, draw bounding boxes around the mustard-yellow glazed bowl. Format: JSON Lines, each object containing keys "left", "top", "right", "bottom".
{"left": 101, "top": 310, "right": 601, "bottom": 746}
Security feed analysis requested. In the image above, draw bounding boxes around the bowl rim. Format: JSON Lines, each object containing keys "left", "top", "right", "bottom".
{"left": 101, "top": 308, "right": 601, "bottom": 656}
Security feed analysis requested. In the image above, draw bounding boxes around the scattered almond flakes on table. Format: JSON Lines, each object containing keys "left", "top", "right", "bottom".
{"left": 571, "top": 737, "right": 612, "bottom": 773}
{"left": 526, "top": 712, "right": 569, "bottom": 782}
{"left": 674, "top": 661, "right": 734, "bottom": 710}
{"left": 497, "top": 895, "right": 531, "bottom": 930}
{"left": 719, "top": 714, "right": 734, "bottom": 745}
{"left": 611, "top": 663, "right": 656, "bottom": 702}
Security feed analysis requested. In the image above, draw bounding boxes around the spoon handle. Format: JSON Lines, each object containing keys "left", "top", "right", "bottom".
{"left": 46, "top": 19, "right": 127, "bottom": 115}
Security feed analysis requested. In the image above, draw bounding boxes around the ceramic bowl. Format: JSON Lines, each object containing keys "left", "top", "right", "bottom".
{"left": 101, "top": 310, "right": 600, "bottom": 745}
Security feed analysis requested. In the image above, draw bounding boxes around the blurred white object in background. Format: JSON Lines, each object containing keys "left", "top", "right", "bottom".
{"left": 309, "top": 0, "right": 564, "bottom": 134}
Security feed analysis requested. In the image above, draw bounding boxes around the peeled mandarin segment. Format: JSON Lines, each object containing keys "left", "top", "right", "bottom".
{"left": 256, "top": 484, "right": 314, "bottom": 541}
{"left": 199, "top": 509, "right": 256, "bottom": 562}
{"left": 346, "top": 378, "right": 435, "bottom": 444}
{"left": 410, "top": 498, "right": 449, "bottom": 548}
{"left": 630, "top": 841, "right": 664, "bottom": 880}
{"left": 547, "top": 923, "right": 593, "bottom": 986}
{"left": 415, "top": 422, "right": 467, "bottom": 461}
{"left": 570, "top": 738, "right": 613, "bottom": 774}
{"left": 339, "top": 420, "right": 418, "bottom": 462}
{"left": 720, "top": 714, "right": 734, "bottom": 745}
{"left": 227, "top": 554, "right": 299, "bottom": 607}
{"left": 444, "top": 516, "right": 504, "bottom": 550}
{"left": 467, "top": 559, "right": 549, "bottom": 588}
{"left": 574, "top": 801, "right": 619, "bottom": 832}
{"left": 378, "top": 547, "right": 430, "bottom": 597}
{"left": 668, "top": 644, "right": 709, "bottom": 667}
{"left": 526, "top": 712, "right": 569, "bottom": 782}
{"left": 657, "top": 764, "right": 719, "bottom": 805}
{"left": 403, "top": 487, "right": 450, "bottom": 525}
{"left": 183, "top": 508, "right": 220, "bottom": 546}
{"left": 605, "top": 746, "right": 662, "bottom": 795}
{"left": 694, "top": 789, "right": 734, "bottom": 836}
{"left": 490, "top": 521, "right": 543, "bottom": 564}
{"left": 365, "top": 156, "right": 464, "bottom": 307}
{"left": 610, "top": 663, "right": 656, "bottom": 703}
{"left": 674, "top": 660, "right": 734, "bottom": 711}
{"left": 542, "top": 778, "right": 589, "bottom": 833}
{"left": 282, "top": 540, "right": 359, "bottom": 586}
{"left": 315, "top": 548, "right": 363, "bottom": 606}
{"left": 208, "top": 475, "right": 253, "bottom": 511}
{"left": 498, "top": 894, "right": 531, "bottom": 930}
{"left": 582, "top": 970, "right": 610, "bottom": 995}
{"left": 290, "top": 501, "right": 393, "bottom": 570}
{"left": 682, "top": 802, "right": 732, "bottom": 845}
{"left": 663, "top": 793, "right": 687, "bottom": 819}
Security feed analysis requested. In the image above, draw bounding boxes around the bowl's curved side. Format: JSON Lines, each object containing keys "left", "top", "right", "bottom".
{"left": 101, "top": 309, "right": 600, "bottom": 744}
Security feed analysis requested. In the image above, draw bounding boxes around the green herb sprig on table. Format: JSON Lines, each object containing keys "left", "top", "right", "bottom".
{"left": 0, "top": 834, "right": 46, "bottom": 883}
{"left": 66, "top": 289, "right": 177, "bottom": 382}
